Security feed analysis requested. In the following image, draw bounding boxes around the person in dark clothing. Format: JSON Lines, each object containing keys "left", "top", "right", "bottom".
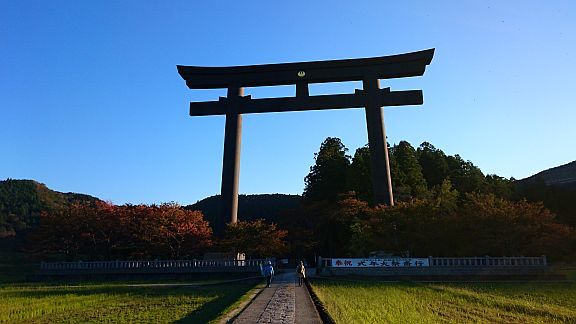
{"left": 263, "top": 261, "right": 274, "bottom": 287}
{"left": 296, "top": 260, "right": 306, "bottom": 286}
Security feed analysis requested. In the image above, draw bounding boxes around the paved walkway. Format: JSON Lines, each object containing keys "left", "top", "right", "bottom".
{"left": 233, "top": 272, "right": 322, "bottom": 324}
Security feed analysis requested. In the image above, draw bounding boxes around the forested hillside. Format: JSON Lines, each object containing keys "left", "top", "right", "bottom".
{"left": 185, "top": 194, "right": 301, "bottom": 235}
{"left": 304, "top": 138, "right": 517, "bottom": 203}
{"left": 516, "top": 161, "right": 576, "bottom": 226}
{"left": 0, "top": 179, "right": 100, "bottom": 237}
{"left": 518, "top": 161, "right": 576, "bottom": 188}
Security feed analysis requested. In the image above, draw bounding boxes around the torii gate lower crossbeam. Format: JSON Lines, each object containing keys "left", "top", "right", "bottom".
{"left": 177, "top": 49, "right": 434, "bottom": 227}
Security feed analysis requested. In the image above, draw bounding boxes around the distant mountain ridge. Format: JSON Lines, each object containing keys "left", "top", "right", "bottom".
{"left": 0, "top": 179, "right": 101, "bottom": 237}
{"left": 185, "top": 194, "right": 302, "bottom": 235}
{"left": 518, "top": 160, "right": 576, "bottom": 189}
{"left": 515, "top": 161, "right": 576, "bottom": 227}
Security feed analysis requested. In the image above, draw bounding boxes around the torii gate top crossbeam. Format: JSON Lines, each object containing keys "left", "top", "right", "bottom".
{"left": 177, "top": 49, "right": 434, "bottom": 89}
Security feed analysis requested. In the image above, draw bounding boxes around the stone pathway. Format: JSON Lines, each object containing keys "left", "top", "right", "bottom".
{"left": 233, "top": 272, "right": 322, "bottom": 324}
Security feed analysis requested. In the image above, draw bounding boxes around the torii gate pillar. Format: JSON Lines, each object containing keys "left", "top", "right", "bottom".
{"left": 364, "top": 78, "right": 394, "bottom": 206}
{"left": 221, "top": 86, "right": 243, "bottom": 225}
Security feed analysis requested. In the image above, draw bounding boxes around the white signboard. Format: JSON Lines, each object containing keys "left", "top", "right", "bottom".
{"left": 331, "top": 258, "right": 429, "bottom": 268}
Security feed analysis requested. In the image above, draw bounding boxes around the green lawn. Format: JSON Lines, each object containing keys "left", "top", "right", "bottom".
{"left": 311, "top": 280, "right": 576, "bottom": 323}
{"left": 0, "top": 281, "right": 261, "bottom": 323}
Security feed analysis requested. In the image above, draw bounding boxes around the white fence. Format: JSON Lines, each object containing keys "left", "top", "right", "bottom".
{"left": 319, "top": 255, "right": 547, "bottom": 268}
{"left": 40, "top": 259, "right": 272, "bottom": 273}
{"left": 429, "top": 256, "right": 546, "bottom": 267}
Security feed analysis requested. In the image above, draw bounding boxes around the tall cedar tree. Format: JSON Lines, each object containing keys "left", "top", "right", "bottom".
{"left": 391, "top": 141, "right": 429, "bottom": 200}
{"left": 445, "top": 154, "right": 487, "bottom": 194}
{"left": 350, "top": 145, "right": 373, "bottom": 203}
{"left": 416, "top": 142, "right": 449, "bottom": 188}
{"left": 304, "top": 137, "right": 351, "bottom": 201}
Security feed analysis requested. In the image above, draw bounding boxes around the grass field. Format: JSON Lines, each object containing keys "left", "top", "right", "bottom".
{"left": 0, "top": 246, "right": 264, "bottom": 323}
{"left": 0, "top": 281, "right": 261, "bottom": 323}
{"left": 311, "top": 279, "right": 576, "bottom": 323}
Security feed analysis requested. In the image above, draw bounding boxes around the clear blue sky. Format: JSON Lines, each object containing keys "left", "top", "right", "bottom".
{"left": 2, "top": 1, "right": 575, "bottom": 205}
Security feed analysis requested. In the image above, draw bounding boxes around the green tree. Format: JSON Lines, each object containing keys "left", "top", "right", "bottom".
{"left": 304, "top": 137, "right": 351, "bottom": 201}
{"left": 350, "top": 145, "right": 373, "bottom": 203}
{"left": 484, "top": 174, "right": 515, "bottom": 199}
{"left": 445, "top": 154, "right": 487, "bottom": 194}
{"left": 388, "top": 144, "right": 403, "bottom": 199}
{"left": 391, "top": 141, "right": 429, "bottom": 200}
{"left": 432, "top": 179, "right": 459, "bottom": 211}
{"left": 417, "top": 142, "right": 449, "bottom": 188}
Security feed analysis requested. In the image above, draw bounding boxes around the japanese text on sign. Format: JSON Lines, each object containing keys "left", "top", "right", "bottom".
{"left": 331, "top": 258, "right": 429, "bottom": 267}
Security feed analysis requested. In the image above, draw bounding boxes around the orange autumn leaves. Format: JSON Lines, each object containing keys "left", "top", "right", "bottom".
{"left": 30, "top": 202, "right": 213, "bottom": 260}
{"left": 30, "top": 202, "right": 289, "bottom": 261}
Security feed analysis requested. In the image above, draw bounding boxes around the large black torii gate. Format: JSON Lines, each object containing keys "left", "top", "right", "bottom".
{"left": 177, "top": 48, "right": 434, "bottom": 225}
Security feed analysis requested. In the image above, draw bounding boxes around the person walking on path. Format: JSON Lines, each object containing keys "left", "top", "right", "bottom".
{"left": 296, "top": 260, "right": 306, "bottom": 286}
{"left": 263, "top": 261, "right": 274, "bottom": 287}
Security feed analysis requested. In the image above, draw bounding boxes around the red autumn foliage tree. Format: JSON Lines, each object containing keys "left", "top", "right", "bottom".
{"left": 219, "top": 219, "right": 288, "bottom": 258}
{"left": 29, "top": 202, "right": 213, "bottom": 260}
{"left": 29, "top": 201, "right": 121, "bottom": 260}
{"left": 293, "top": 189, "right": 574, "bottom": 261}
{"left": 450, "top": 193, "right": 575, "bottom": 259}
{"left": 134, "top": 203, "right": 213, "bottom": 259}
{"left": 345, "top": 193, "right": 575, "bottom": 260}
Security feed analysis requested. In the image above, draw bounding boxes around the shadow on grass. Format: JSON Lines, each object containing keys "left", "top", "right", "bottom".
{"left": 1, "top": 285, "right": 168, "bottom": 298}
{"left": 175, "top": 281, "right": 258, "bottom": 323}
{"left": 2, "top": 280, "right": 258, "bottom": 299}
